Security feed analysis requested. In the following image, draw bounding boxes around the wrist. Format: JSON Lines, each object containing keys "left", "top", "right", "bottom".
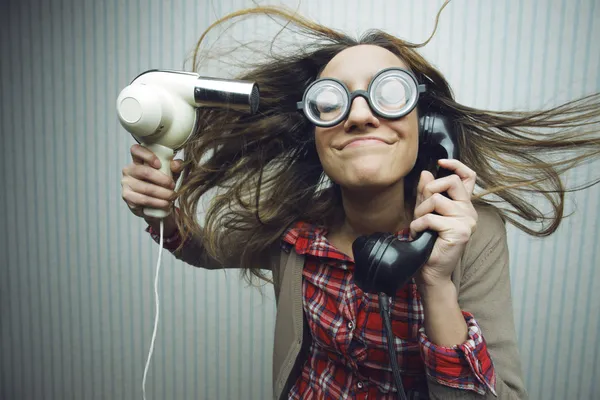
{"left": 145, "top": 210, "right": 179, "bottom": 238}
{"left": 418, "top": 279, "right": 467, "bottom": 347}
{"left": 417, "top": 278, "right": 457, "bottom": 303}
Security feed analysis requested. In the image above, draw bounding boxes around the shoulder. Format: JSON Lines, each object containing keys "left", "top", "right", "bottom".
{"left": 456, "top": 202, "right": 509, "bottom": 285}
{"left": 473, "top": 202, "right": 507, "bottom": 241}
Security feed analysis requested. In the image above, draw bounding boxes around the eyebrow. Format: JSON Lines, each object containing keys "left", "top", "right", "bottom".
{"left": 317, "top": 70, "right": 377, "bottom": 89}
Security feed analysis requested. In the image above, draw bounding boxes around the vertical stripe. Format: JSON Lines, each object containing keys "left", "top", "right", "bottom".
{"left": 547, "top": 1, "right": 570, "bottom": 398}
{"left": 132, "top": 0, "right": 142, "bottom": 397}
{"left": 0, "top": 3, "right": 14, "bottom": 399}
{"left": 575, "top": 6, "right": 599, "bottom": 398}
{"left": 170, "top": 2, "right": 177, "bottom": 397}
{"left": 563, "top": 1, "right": 587, "bottom": 397}
{"left": 39, "top": 0, "right": 54, "bottom": 393}
{"left": 536, "top": 0, "right": 564, "bottom": 395}
{"left": 517, "top": 0, "right": 540, "bottom": 359}
{"left": 60, "top": 0, "right": 70, "bottom": 394}
{"left": 526, "top": 2, "right": 555, "bottom": 395}
{"left": 15, "top": 2, "right": 28, "bottom": 397}
{"left": 506, "top": 1, "right": 525, "bottom": 339}
{"left": 72, "top": 0, "right": 83, "bottom": 397}
{"left": 50, "top": 1, "right": 61, "bottom": 397}
{"left": 104, "top": 0, "right": 115, "bottom": 397}
{"left": 82, "top": 0, "right": 94, "bottom": 397}
{"left": 22, "top": 3, "right": 39, "bottom": 398}
{"left": 0, "top": 6, "right": 6, "bottom": 393}
{"left": 31, "top": 2, "right": 47, "bottom": 397}
{"left": 115, "top": 1, "right": 126, "bottom": 396}
{"left": 1, "top": 1, "right": 599, "bottom": 398}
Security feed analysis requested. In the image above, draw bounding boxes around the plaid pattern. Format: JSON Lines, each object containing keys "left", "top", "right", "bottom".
{"left": 146, "top": 224, "right": 182, "bottom": 251}
{"left": 145, "top": 218, "right": 496, "bottom": 397}
{"left": 282, "top": 221, "right": 496, "bottom": 399}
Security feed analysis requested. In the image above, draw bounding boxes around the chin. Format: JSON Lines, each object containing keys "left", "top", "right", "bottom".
{"left": 339, "top": 165, "right": 400, "bottom": 190}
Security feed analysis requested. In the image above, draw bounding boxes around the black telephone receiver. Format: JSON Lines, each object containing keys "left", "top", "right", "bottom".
{"left": 352, "top": 112, "right": 460, "bottom": 296}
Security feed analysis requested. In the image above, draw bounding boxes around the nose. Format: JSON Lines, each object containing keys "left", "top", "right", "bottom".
{"left": 343, "top": 96, "right": 380, "bottom": 132}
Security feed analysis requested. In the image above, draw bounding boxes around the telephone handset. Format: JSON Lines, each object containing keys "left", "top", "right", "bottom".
{"left": 352, "top": 112, "right": 460, "bottom": 296}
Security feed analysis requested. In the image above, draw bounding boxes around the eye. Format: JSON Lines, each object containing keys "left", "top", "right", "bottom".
{"left": 315, "top": 89, "right": 342, "bottom": 112}
{"left": 307, "top": 85, "right": 347, "bottom": 122}
{"left": 374, "top": 78, "right": 407, "bottom": 110}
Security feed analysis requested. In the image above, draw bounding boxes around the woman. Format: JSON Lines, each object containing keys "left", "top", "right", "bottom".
{"left": 120, "top": 5, "right": 599, "bottom": 400}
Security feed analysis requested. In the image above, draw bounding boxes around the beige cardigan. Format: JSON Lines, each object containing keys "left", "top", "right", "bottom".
{"left": 170, "top": 204, "right": 528, "bottom": 399}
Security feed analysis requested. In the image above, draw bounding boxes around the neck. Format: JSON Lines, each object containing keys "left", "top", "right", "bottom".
{"left": 337, "top": 180, "right": 410, "bottom": 238}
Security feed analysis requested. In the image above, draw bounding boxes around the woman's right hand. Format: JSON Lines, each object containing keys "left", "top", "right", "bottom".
{"left": 121, "top": 144, "right": 184, "bottom": 223}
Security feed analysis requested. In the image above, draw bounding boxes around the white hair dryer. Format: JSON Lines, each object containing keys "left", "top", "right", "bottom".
{"left": 116, "top": 69, "right": 260, "bottom": 218}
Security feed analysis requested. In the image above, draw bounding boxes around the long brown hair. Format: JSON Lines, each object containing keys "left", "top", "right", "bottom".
{"left": 174, "top": 5, "right": 600, "bottom": 283}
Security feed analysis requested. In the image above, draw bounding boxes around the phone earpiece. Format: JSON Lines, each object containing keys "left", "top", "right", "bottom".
{"left": 352, "top": 112, "right": 459, "bottom": 296}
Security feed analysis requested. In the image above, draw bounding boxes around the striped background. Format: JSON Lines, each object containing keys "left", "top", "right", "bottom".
{"left": 0, "top": 0, "right": 599, "bottom": 399}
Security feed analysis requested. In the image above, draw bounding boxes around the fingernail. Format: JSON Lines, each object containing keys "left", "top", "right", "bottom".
{"left": 154, "top": 159, "right": 161, "bottom": 168}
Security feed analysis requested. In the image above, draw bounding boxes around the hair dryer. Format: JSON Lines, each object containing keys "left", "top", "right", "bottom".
{"left": 116, "top": 69, "right": 260, "bottom": 218}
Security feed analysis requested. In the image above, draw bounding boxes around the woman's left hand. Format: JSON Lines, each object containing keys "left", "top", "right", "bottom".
{"left": 410, "top": 159, "right": 478, "bottom": 288}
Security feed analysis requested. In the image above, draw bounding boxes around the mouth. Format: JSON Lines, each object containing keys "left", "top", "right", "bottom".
{"left": 340, "top": 137, "right": 391, "bottom": 149}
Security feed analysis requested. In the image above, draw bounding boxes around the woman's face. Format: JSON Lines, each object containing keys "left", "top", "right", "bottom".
{"left": 314, "top": 45, "right": 419, "bottom": 191}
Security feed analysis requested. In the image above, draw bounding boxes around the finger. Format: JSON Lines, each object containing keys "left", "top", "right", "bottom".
{"left": 122, "top": 185, "right": 173, "bottom": 210}
{"left": 123, "top": 164, "right": 176, "bottom": 189}
{"left": 415, "top": 170, "right": 435, "bottom": 208}
{"left": 122, "top": 176, "right": 177, "bottom": 201}
{"left": 131, "top": 144, "right": 161, "bottom": 168}
{"left": 171, "top": 159, "right": 184, "bottom": 174}
{"left": 413, "top": 192, "right": 462, "bottom": 219}
{"left": 423, "top": 173, "right": 470, "bottom": 202}
{"left": 437, "top": 159, "right": 477, "bottom": 194}
{"left": 409, "top": 214, "right": 473, "bottom": 243}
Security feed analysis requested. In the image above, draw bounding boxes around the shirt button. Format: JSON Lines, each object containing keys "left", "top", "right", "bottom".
{"left": 348, "top": 321, "right": 354, "bottom": 330}
{"left": 357, "top": 381, "right": 364, "bottom": 389}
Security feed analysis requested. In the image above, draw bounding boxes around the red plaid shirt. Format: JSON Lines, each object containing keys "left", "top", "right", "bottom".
{"left": 281, "top": 221, "right": 496, "bottom": 399}
{"left": 146, "top": 219, "right": 497, "bottom": 398}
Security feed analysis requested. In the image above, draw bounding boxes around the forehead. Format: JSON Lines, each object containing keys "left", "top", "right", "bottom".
{"left": 320, "top": 44, "right": 408, "bottom": 88}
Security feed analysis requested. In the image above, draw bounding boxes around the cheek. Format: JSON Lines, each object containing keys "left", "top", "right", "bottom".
{"left": 314, "top": 127, "right": 332, "bottom": 162}
{"left": 391, "top": 113, "right": 420, "bottom": 156}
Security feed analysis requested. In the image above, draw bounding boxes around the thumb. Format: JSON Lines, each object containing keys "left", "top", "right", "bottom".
{"left": 171, "top": 159, "right": 185, "bottom": 185}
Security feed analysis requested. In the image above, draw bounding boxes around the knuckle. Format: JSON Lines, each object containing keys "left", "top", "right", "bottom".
{"left": 122, "top": 190, "right": 133, "bottom": 203}
{"left": 460, "top": 228, "right": 472, "bottom": 242}
{"left": 120, "top": 175, "right": 131, "bottom": 186}
{"left": 140, "top": 167, "right": 152, "bottom": 180}
{"left": 422, "top": 214, "right": 431, "bottom": 225}
{"left": 470, "top": 220, "right": 477, "bottom": 233}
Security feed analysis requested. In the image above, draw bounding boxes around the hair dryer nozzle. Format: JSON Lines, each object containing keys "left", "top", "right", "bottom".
{"left": 194, "top": 77, "right": 260, "bottom": 114}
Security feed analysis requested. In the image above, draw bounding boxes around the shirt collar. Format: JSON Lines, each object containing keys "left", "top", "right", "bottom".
{"left": 283, "top": 220, "right": 410, "bottom": 262}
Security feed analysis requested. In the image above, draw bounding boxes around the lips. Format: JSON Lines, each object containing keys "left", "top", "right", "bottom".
{"left": 340, "top": 137, "right": 391, "bottom": 149}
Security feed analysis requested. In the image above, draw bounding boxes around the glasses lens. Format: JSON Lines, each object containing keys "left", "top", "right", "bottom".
{"left": 305, "top": 81, "right": 348, "bottom": 124}
{"left": 371, "top": 70, "right": 418, "bottom": 117}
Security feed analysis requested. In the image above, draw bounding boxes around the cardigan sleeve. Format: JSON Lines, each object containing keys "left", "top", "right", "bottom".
{"left": 426, "top": 205, "right": 529, "bottom": 399}
{"left": 145, "top": 208, "right": 239, "bottom": 270}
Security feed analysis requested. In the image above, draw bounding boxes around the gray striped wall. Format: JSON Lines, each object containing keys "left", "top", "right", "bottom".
{"left": 0, "top": 0, "right": 599, "bottom": 399}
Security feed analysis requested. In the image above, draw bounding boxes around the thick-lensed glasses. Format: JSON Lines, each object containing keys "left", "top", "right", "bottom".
{"left": 297, "top": 67, "right": 426, "bottom": 127}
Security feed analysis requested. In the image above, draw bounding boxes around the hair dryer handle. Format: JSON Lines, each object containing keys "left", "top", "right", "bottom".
{"left": 143, "top": 143, "right": 175, "bottom": 219}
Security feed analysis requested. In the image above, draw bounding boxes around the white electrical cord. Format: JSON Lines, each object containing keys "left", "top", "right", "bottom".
{"left": 142, "top": 218, "right": 164, "bottom": 400}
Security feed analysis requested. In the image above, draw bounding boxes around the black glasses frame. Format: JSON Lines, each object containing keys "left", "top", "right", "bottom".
{"left": 296, "top": 67, "right": 426, "bottom": 127}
